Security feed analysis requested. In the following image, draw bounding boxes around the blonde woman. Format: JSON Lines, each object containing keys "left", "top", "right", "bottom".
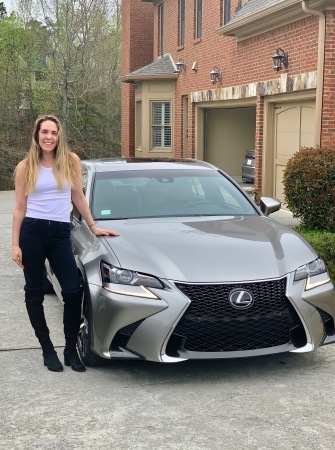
{"left": 12, "top": 115, "right": 119, "bottom": 372}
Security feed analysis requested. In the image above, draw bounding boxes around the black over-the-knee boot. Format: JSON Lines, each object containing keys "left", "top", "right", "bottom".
{"left": 24, "top": 286, "right": 63, "bottom": 372}
{"left": 63, "top": 289, "right": 86, "bottom": 372}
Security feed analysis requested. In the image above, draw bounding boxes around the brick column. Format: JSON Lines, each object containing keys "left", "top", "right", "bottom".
{"left": 121, "top": 0, "right": 154, "bottom": 157}
{"left": 321, "top": 11, "right": 335, "bottom": 147}
{"left": 255, "top": 94, "right": 264, "bottom": 199}
{"left": 188, "top": 101, "right": 196, "bottom": 159}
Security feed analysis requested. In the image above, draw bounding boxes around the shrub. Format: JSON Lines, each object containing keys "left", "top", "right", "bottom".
{"left": 283, "top": 147, "right": 335, "bottom": 231}
{"left": 293, "top": 227, "right": 335, "bottom": 282}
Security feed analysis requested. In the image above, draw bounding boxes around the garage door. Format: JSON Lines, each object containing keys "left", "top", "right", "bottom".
{"left": 274, "top": 102, "right": 315, "bottom": 204}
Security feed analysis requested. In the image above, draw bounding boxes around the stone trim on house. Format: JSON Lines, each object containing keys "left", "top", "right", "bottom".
{"left": 191, "top": 71, "right": 317, "bottom": 103}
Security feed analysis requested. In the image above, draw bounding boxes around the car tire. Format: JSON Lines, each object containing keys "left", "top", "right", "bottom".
{"left": 43, "top": 268, "right": 55, "bottom": 294}
{"left": 77, "top": 304, "right": 106, "bottom": 367}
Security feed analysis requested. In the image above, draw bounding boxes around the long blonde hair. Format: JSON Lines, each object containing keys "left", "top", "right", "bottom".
{"left": 20, "top": 115, "right": 81, "bottom": 194}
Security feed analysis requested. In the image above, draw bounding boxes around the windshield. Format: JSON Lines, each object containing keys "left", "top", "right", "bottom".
{"left": 91, "top": 169, "right": 257, "bottom": 220}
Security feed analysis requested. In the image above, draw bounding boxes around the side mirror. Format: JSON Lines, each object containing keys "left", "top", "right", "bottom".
{"left": 260, "top": 197, "right": 281, "bottom": 216}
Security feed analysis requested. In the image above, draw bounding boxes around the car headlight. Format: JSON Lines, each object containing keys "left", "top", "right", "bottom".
{"left": 101, "top": 261, "right": 164, "bottom": 298}
{"left": 294, "top": 258, "right": 326, "bottom": 281}
{"left": 294, "top": 258, "right": 330, "bottom": 290}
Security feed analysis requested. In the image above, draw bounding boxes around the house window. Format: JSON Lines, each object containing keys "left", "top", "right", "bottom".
{"left": 151, "top": 102, "right": 171, "bottom": 148}
{"left": 179, "top": 0, "right": 185, "bottom": 46}
{"left": 223, "top": 0, "right": 231, "bottom": 24}
{"left": 135, "top": 101, "right": 142, "bottom": 149}
{"left": 195, "top": 0, "right": 202, "bottom": 39}
{"left": 158, "top": 4, "right": 164, "bottom": 56}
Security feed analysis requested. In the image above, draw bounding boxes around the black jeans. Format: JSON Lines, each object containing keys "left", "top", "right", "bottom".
{"left": 20, "top": 217, "right": 82, "bottom": 351}
{"left": 20, "top": 217, "right": 80, "bottom": 292}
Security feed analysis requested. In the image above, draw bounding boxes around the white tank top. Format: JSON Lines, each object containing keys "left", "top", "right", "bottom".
{"left": 26, "top": 165, "right": 72, "bottom": 222}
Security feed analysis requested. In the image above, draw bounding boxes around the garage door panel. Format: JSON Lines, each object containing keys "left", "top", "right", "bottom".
{"left": 300, "top": 106, "right": 315, "bottom": 147}
{"left": 276, "top": 107, "right": 300, "bottom": 159}
{"left": 274, "top": 102, "right": 315, "bottom": 205}
{"left": 275, "top": 165, "right": 286, "bottom": 203}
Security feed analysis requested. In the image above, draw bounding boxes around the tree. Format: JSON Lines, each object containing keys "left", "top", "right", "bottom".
{"left": 0, "top": 0, "right": 121, "bottom": 189}
{"left": 0, "top": 14, "right": 36, "bottom": 189}
{"left": 37, "top": 0, "right": 121, "bottom": 155}
{"left": 0, "top": 2, "right": 7, "bottom": 19}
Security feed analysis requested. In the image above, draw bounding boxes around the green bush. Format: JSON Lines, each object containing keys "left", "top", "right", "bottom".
{"left": 293, "top": 227, "right": 335, "bottom": 282}
{"left": 283, "top": 147, "right": 335, "bottom": 231}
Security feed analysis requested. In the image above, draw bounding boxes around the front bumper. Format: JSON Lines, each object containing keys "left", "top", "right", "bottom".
{"left": 87, "top": 273, "right": 335, "bottom": 363}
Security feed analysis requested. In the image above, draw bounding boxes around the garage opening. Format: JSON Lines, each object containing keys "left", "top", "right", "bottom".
{"left": 203, "top": 107, "right": 256, "bottom": 186}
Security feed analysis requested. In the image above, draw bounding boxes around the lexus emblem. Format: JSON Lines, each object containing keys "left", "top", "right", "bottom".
{"left": 229, "top": 289, "right": 254, "bottom": 309}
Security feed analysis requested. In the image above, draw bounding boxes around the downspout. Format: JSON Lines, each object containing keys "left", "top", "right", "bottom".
{"left": 301, "top": 1, "right": 325, "bottom": 147}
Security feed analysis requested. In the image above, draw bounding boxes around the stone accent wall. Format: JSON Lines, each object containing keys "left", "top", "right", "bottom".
{"left": 191, "top": 72, "right": 317, "bottom": 103}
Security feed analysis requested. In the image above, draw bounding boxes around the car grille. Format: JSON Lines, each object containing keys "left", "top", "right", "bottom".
{"left": 170, "top": 278, "right": 305, "bottom": 353}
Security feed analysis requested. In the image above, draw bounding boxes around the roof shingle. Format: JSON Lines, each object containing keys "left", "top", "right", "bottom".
{"left": 230, "top": 0, "right": 283, "bottom": 24}
{"left": 129, "top": 53, "right": 176, "bottom": 76}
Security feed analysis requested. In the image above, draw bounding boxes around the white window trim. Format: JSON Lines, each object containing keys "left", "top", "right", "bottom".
{"left": 151, "top": 101, "right": 172, "bottom": 150}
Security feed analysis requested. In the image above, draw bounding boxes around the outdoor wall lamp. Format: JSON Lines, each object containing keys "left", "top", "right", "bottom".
{"left": 210, "top": 66, "right": 222, "bottom": 85}
{"left": 272, "top": 48, "right": 288, "bottom": 71}
{"left": 176, "top": 58, "right": 186, "bottom": 73}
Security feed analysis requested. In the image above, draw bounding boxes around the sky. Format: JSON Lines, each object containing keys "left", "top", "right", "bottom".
{"left": 2, "top": 1, "right": 14, "bottom": 14}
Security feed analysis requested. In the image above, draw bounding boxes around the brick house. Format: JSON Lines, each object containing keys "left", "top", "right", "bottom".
{"left": 121, "top": 0, "right": 335, "bottom": 201}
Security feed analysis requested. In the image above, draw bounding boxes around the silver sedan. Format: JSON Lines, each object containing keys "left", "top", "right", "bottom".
{"left": 46, "top": 158, "right": 335, "bottom": 365}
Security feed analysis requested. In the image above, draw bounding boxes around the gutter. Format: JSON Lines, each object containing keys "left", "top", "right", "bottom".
{"left": 121, "top": 74, "right": 179, "bottom": 83}
{"left": 218, "top": 0, "right": 304, "bottom": 38}
{"left": 301, "top": 1, "right": 325, "bottom": 147}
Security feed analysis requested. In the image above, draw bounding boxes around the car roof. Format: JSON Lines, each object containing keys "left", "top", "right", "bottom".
{"left": 81, "top": 157, "right": 218, "bottom": 172}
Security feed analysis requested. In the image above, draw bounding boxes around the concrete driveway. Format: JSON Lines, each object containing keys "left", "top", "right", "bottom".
{"left": 1, "top": 190, "right": 334, "bottom": 450}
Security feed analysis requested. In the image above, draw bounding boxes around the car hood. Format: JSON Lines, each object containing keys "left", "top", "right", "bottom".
{"left": 100, "top": 216, "right": 316, "bottom": 283}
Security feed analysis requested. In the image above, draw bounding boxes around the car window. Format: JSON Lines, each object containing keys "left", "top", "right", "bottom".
{"left": 91, "top": 169, "right": 256, "bottom": 219}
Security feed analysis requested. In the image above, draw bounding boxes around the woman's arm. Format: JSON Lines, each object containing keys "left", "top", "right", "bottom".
{"left": 71, "top": 154, "right": 119, "bottom": 237}
{"left": 12, "top": 161, "right": 28, "bottom": 269}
